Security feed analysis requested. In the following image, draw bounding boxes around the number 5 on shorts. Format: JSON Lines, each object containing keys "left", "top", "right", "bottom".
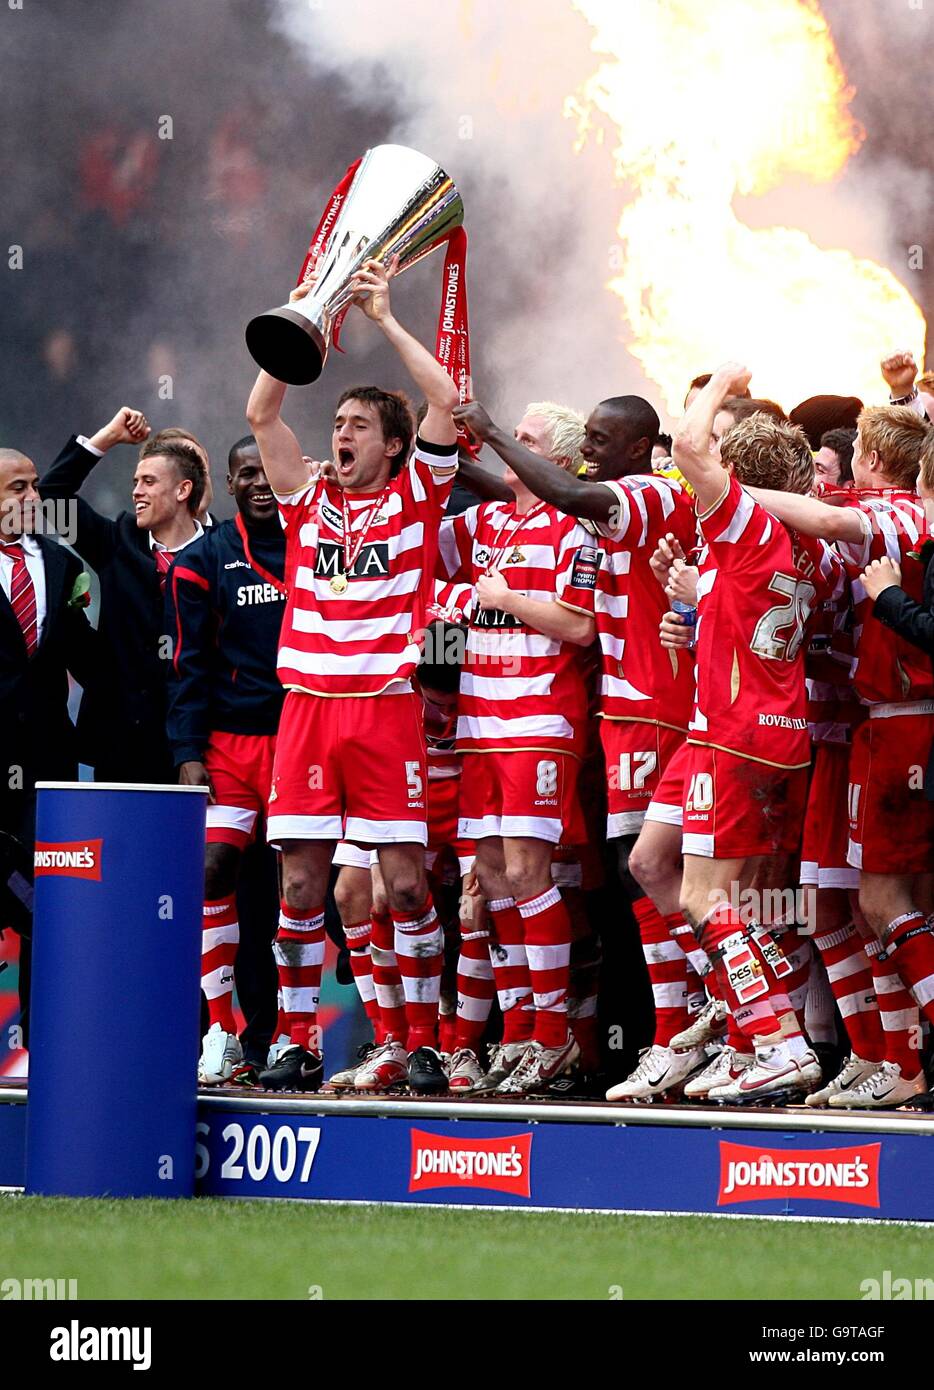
{"left": 405, "top": 761, "right": 424, "bottom": 801}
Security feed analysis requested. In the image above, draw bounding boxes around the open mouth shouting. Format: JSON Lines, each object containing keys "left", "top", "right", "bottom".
{"left": 336, "top": 447, "right": 356, "bottom": 479}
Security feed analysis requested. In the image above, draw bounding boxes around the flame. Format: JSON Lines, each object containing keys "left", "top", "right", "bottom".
{"left": 567, "top": 0, "right": 926, "bottom": 415}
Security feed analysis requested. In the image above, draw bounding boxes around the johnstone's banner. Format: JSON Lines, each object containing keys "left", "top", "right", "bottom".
{"left": 184, "top": 1110, "right": 934, "bottom": 1220}
{"left": 0, "top": 1100, "right": 931, "bottom": 1219}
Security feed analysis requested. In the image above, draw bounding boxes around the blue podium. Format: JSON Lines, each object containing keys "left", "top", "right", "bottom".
{"left": 25, "top": 783, "right": 207, "bottom": 1198}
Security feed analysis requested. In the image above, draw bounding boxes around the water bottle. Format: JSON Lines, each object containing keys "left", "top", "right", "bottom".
{"left": 672, "top": 598, "right": 696, "bottom": 647}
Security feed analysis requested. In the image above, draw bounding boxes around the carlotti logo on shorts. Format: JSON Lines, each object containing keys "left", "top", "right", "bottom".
{"left": 33, "top": 840, "right": 103, "bottom": 882}
{"left": 409, "top": 1129, "right": 533, "bottom": 1197}
{"left": 718, "top": 1140, "right": 881, "bottom": 1208}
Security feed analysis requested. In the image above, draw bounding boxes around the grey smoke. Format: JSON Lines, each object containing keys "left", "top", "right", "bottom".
{"left": 0, "top": 0, "right": 928, "bottom": 517}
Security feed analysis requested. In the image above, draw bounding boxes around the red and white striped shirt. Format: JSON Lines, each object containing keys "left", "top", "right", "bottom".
{"left": 274, "top": 437, "right": 457, "bottom": 697}
{"left": 691, "top": 476, "right": 844, "bottom": 768}
{"left": 594, "top": 474, "right": 696, "bottom": 729}
{"left": 438, "top": 502, "right": 600, "bottom": 754}
{"left": 835, "top": 489, "right": 934, "bottom": 705}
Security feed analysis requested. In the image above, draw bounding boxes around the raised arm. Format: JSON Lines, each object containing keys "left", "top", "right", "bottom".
{"left": 246, "top": 369, "right": 307, "bottom": 497}
{"left": 745, "top": 487, "right": 864, "bottom": 543}
{"left": 453, "top": 401, "right": 612, "bottom": 520}
{"left": 40, "top": 407, "right": 150, "bottom": 570}
{"left": 671, "top": 362, "right": 751, "bottom": 512}
{"left": 351, "top": 258, "right": 457, "bottom": 447}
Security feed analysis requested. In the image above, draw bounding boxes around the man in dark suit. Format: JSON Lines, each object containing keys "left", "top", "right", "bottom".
{"left": 0, "top": 447, "right": 98, "bottom": 1044}
{"left": 39, "top": 408, "right": 205, "bottom": 782}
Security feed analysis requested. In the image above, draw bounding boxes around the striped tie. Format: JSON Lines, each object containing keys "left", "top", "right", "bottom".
{"left": 2, "top": 541, "right": 39, "bottom": 656}
{"left": 154, "top": 546, "right": 174, "bottom": 594}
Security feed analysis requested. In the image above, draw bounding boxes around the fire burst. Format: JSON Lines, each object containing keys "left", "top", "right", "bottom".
{"left": 568, "top": 0, "right": 926, "bottom": 414}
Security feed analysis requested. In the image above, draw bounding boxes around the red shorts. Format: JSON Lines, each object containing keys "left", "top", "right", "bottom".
{"left": 425, "top": 773, "right": 474, "bottom": 873}
{"left": 267, "top": 689, "right": 427, "bottom": 845}
{"left": 645, "top": 739, "right": 691, "bottom": 829}
{"left": 204, "top": 731, "right": 277, "bottom": 849}
{"left": 601, "top": 719, "right": 686, "bottom": 838}
{"left": 331, "top": 775, "right": 474, "bottom": 875}
{"left": 847, "top": 707, "right": 934, "bottom": 874}
{"left": 681, "top": 744, "right": 808, "bottom": 860}
{"left": 458, "top": 750, "right": 583, "bottom": 844}
{"left": 801, "top": 741, "right": 857, "bottom": 890}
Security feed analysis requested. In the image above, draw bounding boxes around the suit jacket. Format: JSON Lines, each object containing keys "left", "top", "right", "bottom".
{"left": 0, "top": 535, "right": 98, "bottom": 832}
{"left": 873, "top": 544, "right": 934, "bottom": 797}
{"left": 40, "top": 435, "right": 178, "bottom": 782}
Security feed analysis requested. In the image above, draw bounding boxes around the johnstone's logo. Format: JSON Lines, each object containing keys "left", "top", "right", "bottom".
{"left": 33, "top": 840, "right": 103, "bottom": 882}
{"left": 409, "top": 1129, "right": 532, "bottom": 1197}
{"left": 718, "top": 1141, "right": 881, "bottom": 1208}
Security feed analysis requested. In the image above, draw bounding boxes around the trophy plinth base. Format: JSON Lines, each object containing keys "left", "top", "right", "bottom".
{"left": 245, "top": 309, "right": 326, "bottom": 386}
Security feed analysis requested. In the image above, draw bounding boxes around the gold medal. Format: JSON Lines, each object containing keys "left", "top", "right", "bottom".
{"left": 329, "top": 573, "right": 349, "bottom": 594}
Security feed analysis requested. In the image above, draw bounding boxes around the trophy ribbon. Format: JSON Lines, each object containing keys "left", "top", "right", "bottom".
{"left": 296, "top": 156, "right": 363, "bottom": 356}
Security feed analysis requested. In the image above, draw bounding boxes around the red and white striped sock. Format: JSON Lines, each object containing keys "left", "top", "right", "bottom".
{"left": 274, "top": 900, "right": 326, "bottom": 1053}
{"left": 517, "top": 886, "right": 571, "bottom": 1049}
{"left": 343, "top": 918, "right": 383, "bottom": 1043}
{"left": 202, "top": 895, "right": 239, "bottom": 1034}
{"left": 488, "top": 897, "right": 534, "bottom": 1045}
{"left": 813, "top": 923, "right": 883, "bottom": 1061}
{"left": 745, "top": 924, "right": 812, "bottom": 1059}
{"left": 699, "top": 905, "right": 783, "bottom": 1044}
{"left": 370, "top": 908, "right": 407, "bottom": 1047}
{"left": 882, "top": 912, "right": 934, "bottom": 1027}
{"left": 455, "top": 925, "right": 495, "bottom": 1050}
{"left": 668, "top": 916, "right": 711, "bottom": 1018}
{"left": 392, "top": 896, "right": 443, "bottom": 1052}
{"left": 865, "top": 938, "right": 922, "bottom": 1078}
{"left": 633, "top": 897, "right": 690, "bottom": 1046}
{"left": 568, "top": 932, "right": 602, "bottom": 1071}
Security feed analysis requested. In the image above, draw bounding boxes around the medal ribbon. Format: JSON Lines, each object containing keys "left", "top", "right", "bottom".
{"left": 485, "top": 500, "right": 547, "bottom": 572}
{"left": 339, "top": 484, "right": 391, "bottom": 581}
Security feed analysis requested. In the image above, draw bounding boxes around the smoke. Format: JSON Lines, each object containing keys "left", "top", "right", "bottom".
{"left": 0, "top": 0, "right": 928, "bottom": 506}
{"left": 271, "top": 0, "right": 641, "bottom": 426}
{"left": 273, "top": 0, "right": 930, "bottom": 425}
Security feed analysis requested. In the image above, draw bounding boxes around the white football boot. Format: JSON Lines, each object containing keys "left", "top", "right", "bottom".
{"left": 828, "top": 1060, "right": 927, "bottom": 1109}
{"left": 496, "top": 1035, "right": 580, "bottom": 1095}
{"left": 448, "top": 1047, "right": 483, "bottom": 1093}
{"left": 471, "top": 1041, "right": 531, "bottom": 1095}
{"left": 708, "top": 1041, "right": 817, "bottom": 1103}
{"left": 198, "top": 1023, "right": 243, "bottom": 1085}
{"left": 669, "top": 997, "right": 728, "bottom": 1050}
{"left": 805, "top": 1054, "right": 882, "bottom": 1108}
{"left": 326, "top": 1042, "right": 380, "bottom": 1092}
{"left": 353, "top": 1038, "right": 409, "bottom": 1093}
{"left": 606, "top": 1043, "right": 706, "bottom": 1102}
{"left": 682, "top": 1046, "right": 754, "bottom": 1100}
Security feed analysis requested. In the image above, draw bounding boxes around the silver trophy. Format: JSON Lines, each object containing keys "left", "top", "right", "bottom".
{"left": 245, "top": 143, "right": 464, "bottom": 385}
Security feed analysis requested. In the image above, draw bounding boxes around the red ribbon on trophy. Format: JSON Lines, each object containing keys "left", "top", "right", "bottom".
{"left": 295, "top": 157, "right": 362, "bottom": 355}
{"left": 295, "top": 162, "right": 477, "bottom": 453}
{"left": 435, "top": 227, "right": 477, "bottom": 455}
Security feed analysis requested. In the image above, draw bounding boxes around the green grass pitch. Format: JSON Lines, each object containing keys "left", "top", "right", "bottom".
{"left": 3, "top": 1197, "right": 934, "bottom": 1299}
